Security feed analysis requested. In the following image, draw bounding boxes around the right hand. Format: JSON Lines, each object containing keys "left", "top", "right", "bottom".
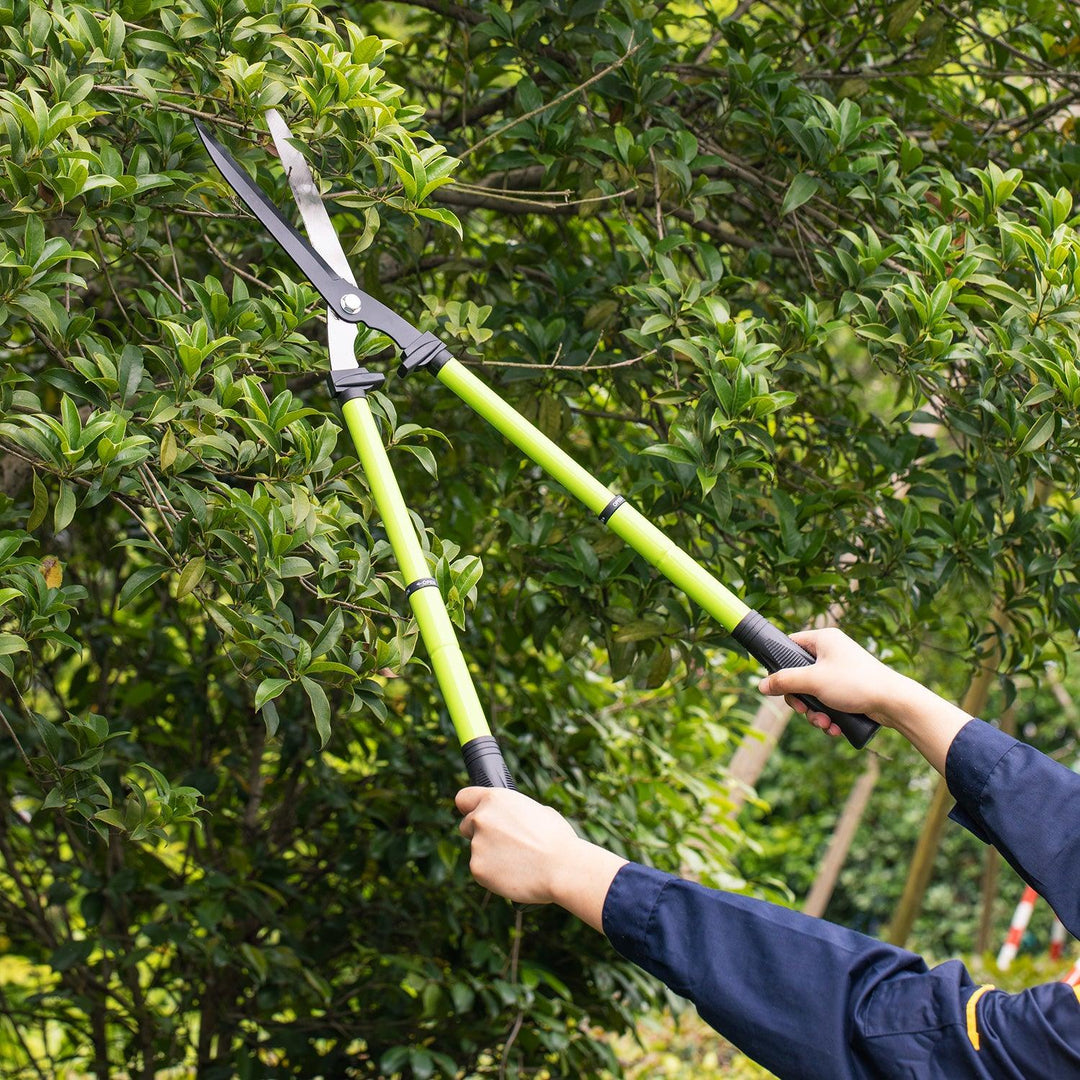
{"left": 757, "top": 627, "right": 908, "bottom": 736}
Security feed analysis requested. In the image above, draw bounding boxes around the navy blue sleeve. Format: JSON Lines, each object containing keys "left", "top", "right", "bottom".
{"left": 946, "top": 718, "right": 1080, "bottom": 935}
{"left": 602, "top": 862, "right": 1080, "bottom": 1079}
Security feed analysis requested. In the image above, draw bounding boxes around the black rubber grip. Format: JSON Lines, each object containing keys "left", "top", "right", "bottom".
{"left": 462, "top": 735, "right": 516, "bottom": 789}
{"left": 731, "top": 611, "right": 880, "bottom": 749}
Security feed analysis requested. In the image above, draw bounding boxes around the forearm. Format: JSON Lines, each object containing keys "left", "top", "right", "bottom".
{"left": 550, "top": 839, "right": 627, "bottom": 932}
{"left": 883, "top": 676, "right": 972, "bottom": 775}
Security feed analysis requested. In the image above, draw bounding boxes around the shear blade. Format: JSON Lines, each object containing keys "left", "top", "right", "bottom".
{"left": 266, "top": 110, "right": 357, "bottom": 287}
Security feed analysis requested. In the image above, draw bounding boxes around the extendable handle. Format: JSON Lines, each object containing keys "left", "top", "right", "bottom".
{"left": 462, "top": 736, "right": 516, "bottom": 789}
{"left": 338, "top": 395, "right": 520, "bottom": 785}
{"left": 731, "top": 611, "right": 880, "bottom": 749}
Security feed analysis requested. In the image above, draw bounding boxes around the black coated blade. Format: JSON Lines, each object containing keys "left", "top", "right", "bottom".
{"left": 194, "top": 121, "right": 359, "bottom": 320}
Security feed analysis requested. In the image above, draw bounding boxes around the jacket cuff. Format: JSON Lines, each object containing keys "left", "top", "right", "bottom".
{"left": 601, "top": 862, "right": 675, "bottom": 964}
{"left": 945, "top": 718, "right": 1019, "bottom": 842}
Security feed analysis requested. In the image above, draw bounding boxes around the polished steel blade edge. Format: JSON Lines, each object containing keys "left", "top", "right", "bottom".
{"left": 265, "top": 110, "right": 357, "bottom": 286}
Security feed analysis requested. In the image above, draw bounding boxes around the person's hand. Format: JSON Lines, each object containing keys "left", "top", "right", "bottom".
{"left": 456, "top": 787, "right": 580, "bottom": 904}
{"left": 757, "top": 628, "right": 973, "bottom": 772}
{"left": 756, "top": 627, "right": 910, "bottom": 736}
{"left": 455, "top": 788, "right": 628, "bottom": 930}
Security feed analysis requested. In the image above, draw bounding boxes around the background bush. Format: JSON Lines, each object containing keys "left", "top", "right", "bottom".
{"left": 1, "top": 0, "right": 1079, "bottom": 1076}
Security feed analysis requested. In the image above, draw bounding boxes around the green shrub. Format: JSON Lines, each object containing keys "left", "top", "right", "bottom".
{"left": 1, "top": 1, "right": 1079, "bottom": 1076}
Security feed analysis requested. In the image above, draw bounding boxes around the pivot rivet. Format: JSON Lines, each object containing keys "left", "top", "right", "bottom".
{"left": 340, "top": 293, "right": 362, "bottom": 314}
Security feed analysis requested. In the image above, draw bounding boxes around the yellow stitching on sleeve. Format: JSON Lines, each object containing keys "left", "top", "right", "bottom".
{"left": 966, "top": 984, "right": 994, "bottom": 1050}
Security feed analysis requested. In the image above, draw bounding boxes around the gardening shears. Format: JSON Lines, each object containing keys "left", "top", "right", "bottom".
{"left": 194, "top": 112, "right": 878, "bottom": 785}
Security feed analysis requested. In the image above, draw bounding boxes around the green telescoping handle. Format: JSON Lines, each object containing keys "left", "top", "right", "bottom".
{"left": 340, "top": 394, "right": 516, "bottom": 787}
{"left": 432, "top": 357, "right": 879, "bottom": 750}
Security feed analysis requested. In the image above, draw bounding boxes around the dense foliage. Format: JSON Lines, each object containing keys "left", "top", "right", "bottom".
{"left": 1, "top": 0, "right": 1079, "bottom": 1076}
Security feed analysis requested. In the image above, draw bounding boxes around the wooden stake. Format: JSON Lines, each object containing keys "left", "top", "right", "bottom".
{"left": 803, "top": 753, "right": 881, "bottom": 918}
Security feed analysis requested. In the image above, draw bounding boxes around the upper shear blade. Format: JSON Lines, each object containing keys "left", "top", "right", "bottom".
{"left": 266, "top": 110, "right": 357, "bottom": 287}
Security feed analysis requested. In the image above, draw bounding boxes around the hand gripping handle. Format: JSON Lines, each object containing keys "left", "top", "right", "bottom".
{"left": 462, "top": 735, "right": 516, "bottom": 789}
{"left": 731, "top": 611, "right": 880, "bottom": 749}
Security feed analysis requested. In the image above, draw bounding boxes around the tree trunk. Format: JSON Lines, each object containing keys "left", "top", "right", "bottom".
{"left": 91, "top": 1004, "right": 110, "bottom": 1080}
{"left": 803, "top": 753, "right": 881, "bottom": 918}
{"left": 886, "top": 632, "right": 1001, "bottom": 948}
{"left": 725, "top": 693, "right": 792, "bottom": 813}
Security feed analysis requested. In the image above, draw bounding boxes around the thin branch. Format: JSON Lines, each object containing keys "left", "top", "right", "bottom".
{"left": 498, "top": 907, "right": 526, "bottom": 1080}
{"left": 129, "top": 250, "right": 187, "bottom": 306}
{"left": 463, "top": 349, "right": 657, "bottom": 372}
{"left": 163, "top": 217, "right": 184, "bottom": 303}
{"left": 91, "top": 230, "right": 135, "bottom": 329}
{"left": 463, "top": 38, "right": 645, "bottom": 161}
{"left": 399, "top": 0, "right": 483, "bottom": 26}
{"left": 202, "top": 235, "right": 274, "bottom": 292}
{"left": 94, "top": 85, "right": 249, "bottom": 130}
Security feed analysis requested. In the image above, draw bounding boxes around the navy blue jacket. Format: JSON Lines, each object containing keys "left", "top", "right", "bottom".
{"left": 601, "top": 719, "right": 1080, "bottom": 1078}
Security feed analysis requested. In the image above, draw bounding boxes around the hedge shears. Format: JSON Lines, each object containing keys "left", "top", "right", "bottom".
{"left": 194, "top": 112, "right": 878, "bottom": 789}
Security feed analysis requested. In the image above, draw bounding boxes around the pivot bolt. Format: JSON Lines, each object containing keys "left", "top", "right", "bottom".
{"left": 340, "top": 293, "right": 362, "bottom": 315}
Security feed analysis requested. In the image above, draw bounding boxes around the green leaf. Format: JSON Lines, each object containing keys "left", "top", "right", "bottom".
{"left": 640, "top": 313, "right": 672, "bottom": 335}
{"left": 781, "top": 173, "right": 820, "bottom": 216}
{"left": 40, "top": 787, "right": 66, "bottom": 810}
{"left": 54, "top": 481, "right": 76, "bottom": 532}
{"left": 301, "top": 676, "right": 332, "bottom": 748}
{"left": 380, "top": 1048, "right": 410, "bottom": 1075}
{"left": 310, "top": 608, "right": 345, "bottom": 659}
{"left": 160, "top": 427, "right": 177, "bottom": 469}
{"left": 118, "top": 565, "right": 166, "bottom": 608}
{"left": 176, "top": 556, "right": 205, "bottom": 599}
{"left": 570, "top": 535, "right": 599, "bottom": 580}
{"left": 642, "top": 444, "right": 696, "bottom": 465}
{"left": 93, "top": 809, "right": 127, "bottom": 830}
{"left": 27, "top": 471, "right": 48, "bottom": 532}
{"left": 1018, "top": 412, "right": 1055, "bottom": 453}
{"left": 0, "top": 634, "right": 28, "bottom": 656}
{"left": 414, "top": 206, "right": 462, "bottom": 237}
{"left": 255, "top": 677, "right": 290, "bottom": 711}
{"left": 50, "top": 939, "right": 93, "bottom": 972}
{"left": 261, "top": 699, "right": 280, "bottom": 738}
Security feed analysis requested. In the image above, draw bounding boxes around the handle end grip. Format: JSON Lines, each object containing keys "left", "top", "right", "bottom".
{"left": 732, "top": 611, "right": 880, "bottom": 750}
{"left": 462, "top": 735, "right": 516, "bottom": 789}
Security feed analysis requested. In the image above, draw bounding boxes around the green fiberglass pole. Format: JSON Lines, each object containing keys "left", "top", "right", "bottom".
{"left": 340, "top": 395, "right": 514, "bottom": 787}
{"left": 437, "top": 358, "right": 750, "bottom": 628}
{"left": 430, "top": 357, "right": 878, "bottom": 750}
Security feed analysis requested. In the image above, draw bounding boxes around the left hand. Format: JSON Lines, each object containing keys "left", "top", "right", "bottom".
{"left": 455, "top": 786, "right": 580, "bottom": 905}
{"left": 456, "top": 787, "right": 629, "bottom": 931}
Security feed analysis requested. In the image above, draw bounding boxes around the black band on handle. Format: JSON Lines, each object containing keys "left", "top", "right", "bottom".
{"left": 462, "top": 735, "right": 516, "bottom": 789}
{"left": 404, "top": 576, "right": 438, "bottom": 599}
{"left": 598, "top": 495, "right": 626, "bottom": 524}
{"left": 731, "top": 610, "right": 880, "bottom": 749}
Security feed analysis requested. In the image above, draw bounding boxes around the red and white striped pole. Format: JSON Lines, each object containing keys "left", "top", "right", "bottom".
{"left": 997, "top": 885, "right": 1039, "bottom": 970}
{"left": 1051, "top": 917, "right": 1067, "bottom": 962}
{"left": 1062, "top": 958, "right": 1080, "bottom": 987}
